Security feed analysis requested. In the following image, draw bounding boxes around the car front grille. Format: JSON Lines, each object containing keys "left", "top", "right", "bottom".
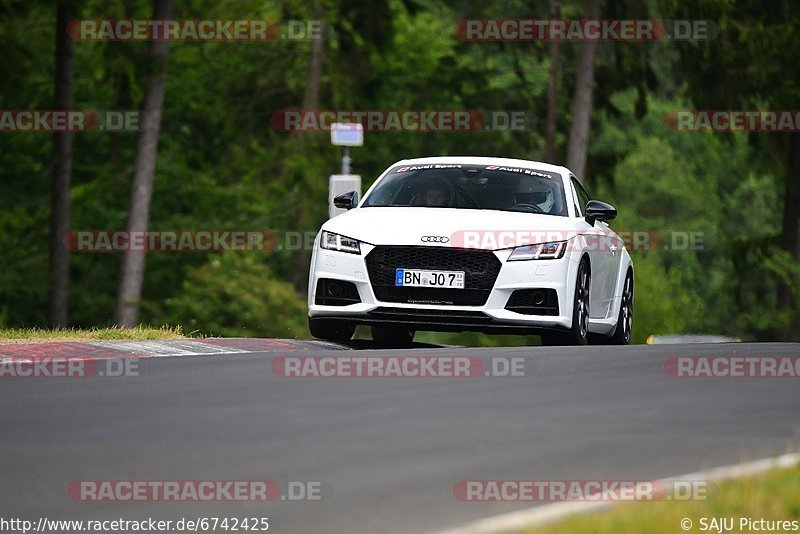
{"left": 365, "top": 246, "right": 501, "bottom": 306}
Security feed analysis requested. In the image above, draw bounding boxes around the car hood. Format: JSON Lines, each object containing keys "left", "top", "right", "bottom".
{"left": 321, "top": 207, "right": 585, "bottom": 250}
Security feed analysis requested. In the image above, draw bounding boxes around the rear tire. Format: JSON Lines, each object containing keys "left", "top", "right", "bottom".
{"left": 371, "top": 325, "right": 415, "bottom": 348}
{"left": 540, "top": 258, "right": 590, "bottom": 346}
{"left": 308, "top": 318, "right": 355, "bottom": 343}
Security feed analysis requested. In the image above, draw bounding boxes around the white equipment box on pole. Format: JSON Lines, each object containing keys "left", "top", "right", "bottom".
{"left": 329, "top": 123, "right": 364, "bottom": 218}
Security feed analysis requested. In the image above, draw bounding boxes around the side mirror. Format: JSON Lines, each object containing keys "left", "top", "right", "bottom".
{"left": 585, "top": 200, "right": 617, "bottom": 225}
{"left": 334, "top": 191, "right": 359, "bottom": 210}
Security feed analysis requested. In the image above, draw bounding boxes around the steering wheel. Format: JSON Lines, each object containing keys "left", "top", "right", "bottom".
{"left": 509, "top": 203, "right": 545, "bottom": 213}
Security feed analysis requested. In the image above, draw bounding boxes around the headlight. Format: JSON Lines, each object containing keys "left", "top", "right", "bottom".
{"left": 320, "top": 231, "right": 361, "bottom": 254}
{"left": 507, "top": 241, "right": 566, "bottom": 261}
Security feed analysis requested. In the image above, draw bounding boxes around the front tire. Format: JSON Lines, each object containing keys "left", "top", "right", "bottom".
{"left": 308, "top": 318, "right": 355, "bottom": 343}
{"left": 541, "top": 258, "right": 590, "bottom": 346}
{"left": 609, "top": 270, "right": 633, "bottom": 344}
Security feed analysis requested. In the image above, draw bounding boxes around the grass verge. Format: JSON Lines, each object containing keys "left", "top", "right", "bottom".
{"left": 521, "top": 463, "right": 800, "bottom": 534}
{"left": 0, "top": 325, "right": 187, "bottom": 343}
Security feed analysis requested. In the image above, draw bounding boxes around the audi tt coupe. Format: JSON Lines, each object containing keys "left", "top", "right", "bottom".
{"left": 307, "top": 156, "right": 634, "bottom": 346}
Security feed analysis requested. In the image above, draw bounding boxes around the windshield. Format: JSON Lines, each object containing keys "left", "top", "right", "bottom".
{"left": 362, "top": 164, "right": 568, "bottom": 216}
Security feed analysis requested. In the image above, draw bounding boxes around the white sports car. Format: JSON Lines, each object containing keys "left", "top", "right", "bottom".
{"left": 307, "top": 156, "right": 633, "bottom": 346}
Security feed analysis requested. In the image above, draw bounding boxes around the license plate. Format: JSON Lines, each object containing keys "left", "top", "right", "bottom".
{"left": 395, "top": 269, "right": 465, "bottom": 289}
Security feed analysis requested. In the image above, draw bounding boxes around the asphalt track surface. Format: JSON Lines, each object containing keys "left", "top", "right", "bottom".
{"left": 1, "top": 342, "right": 799, "bottom": 533}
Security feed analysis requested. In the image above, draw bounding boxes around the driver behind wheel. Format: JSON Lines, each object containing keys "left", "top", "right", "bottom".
{"left": 415, "top": 177, "right": 452, "bottom": 207}
{"left": 513, "top": 190, "right": 554, "bottom": 213}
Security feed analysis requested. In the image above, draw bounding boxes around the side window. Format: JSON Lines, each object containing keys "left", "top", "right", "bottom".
{"left": 570, "top": 184, "right": 582, "bottom": 217}
{"left": 571, "top": 176, "right": 591, "bottom": 216}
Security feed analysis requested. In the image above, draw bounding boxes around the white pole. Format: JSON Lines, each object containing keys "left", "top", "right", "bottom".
{"left": 342, "top": 147, "right": 351, "bottom": 175}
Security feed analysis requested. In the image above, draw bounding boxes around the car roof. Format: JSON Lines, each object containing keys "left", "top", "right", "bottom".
{"left": 388, "top": 156, "right": 570, "bottom": 176}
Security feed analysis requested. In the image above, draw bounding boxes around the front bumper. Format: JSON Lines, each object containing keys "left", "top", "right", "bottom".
{"left": 308, "top": 242, "right": 577, "bottom": 334}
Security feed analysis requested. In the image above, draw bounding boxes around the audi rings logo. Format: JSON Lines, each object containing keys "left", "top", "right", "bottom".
{"left": 421, "top": 235, "right": 449, "bottom": 243}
